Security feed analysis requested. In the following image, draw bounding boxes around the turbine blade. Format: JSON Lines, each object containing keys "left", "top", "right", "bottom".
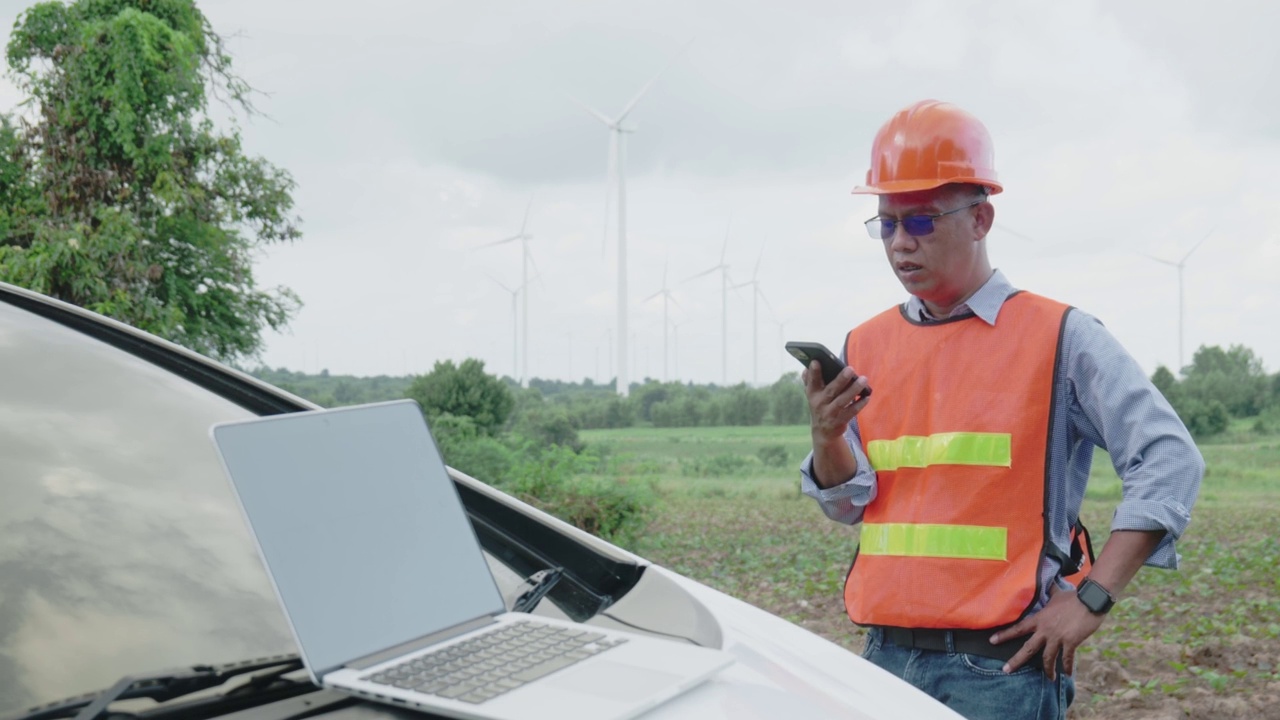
{"left": 683, "top": 266, "right": 721, "bottom": 282}
{"left": 1139, "top": 252, "right": 1179, "bottom": 268}
{"left": 617, "top": 38, "right": 693, "bottom": 121}
{"left": 484, "top": 272, "right": 514, "bottom": 294}
{"left": 521, "top": 197, "right": 533, "bottom": 236}
{"left": 753, "top": 244, "right": 764, "bottom": 280}
{"left": 758, "top": 288, "right": 776, "bottom": 320}
{"left": 643, "top": 288, "right": 664, "bottom": 303}
{"left": 570, "top": 95, "right": 615, "bottom": 127}
{"left": 528, "top": 250, "right": 546, "bottom": 289}
{"left": 1182, "top": 231, "right": 1212, "bottom": 263}
{"left": 480, "top": 234, "right": 522, "bottom": 248}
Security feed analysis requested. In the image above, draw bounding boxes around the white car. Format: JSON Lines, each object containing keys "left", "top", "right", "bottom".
{"left": 0, "top": 281, "right": 960, "bottom": 720}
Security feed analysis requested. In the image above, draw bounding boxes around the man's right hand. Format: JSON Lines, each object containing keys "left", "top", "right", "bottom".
{"left": 804, "top": 362, "right": 871, "bottom": 488}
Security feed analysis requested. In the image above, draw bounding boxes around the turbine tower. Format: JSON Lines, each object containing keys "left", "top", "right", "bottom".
{"left": 686, "top": 219, "right": 733, "bottom": 385}
{"left": 731, "top": 245, "right": 772, "bottom": 386}
{"left": 485, "top": 274, "right": 520, "bottom": 382}
{"left": 575, "top": 45, "right": 688, "bottom": 397}
{"left": 1141, "top": 233, "right": 1211, "bottom": 372}
{"left": 643, "top": 257, "right": 684, "bottom": 382}
{"left": 481, "top": 199, "right": 539, "bottom": 386}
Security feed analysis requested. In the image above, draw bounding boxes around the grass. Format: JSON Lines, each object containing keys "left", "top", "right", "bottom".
{"left": 581, "top": 420, "right": 1280, "bottom": 716}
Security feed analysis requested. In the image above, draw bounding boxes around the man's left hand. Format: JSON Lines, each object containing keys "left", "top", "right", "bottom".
{"left": 990, "top": 586, "right": 1105, "bottom": 680}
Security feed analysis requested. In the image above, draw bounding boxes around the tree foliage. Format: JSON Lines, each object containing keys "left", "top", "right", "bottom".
{"left": 407, "top": 358, "right": 514, "bottom": 436}
{"left": 1179, "top": 344, "right": 1270, "bottom": 418}
{"left": 0, "top": 0, "right": 301, "bottom": 360}
{"left": 1153, "top": 344, "right": 1278, "bottom": 439}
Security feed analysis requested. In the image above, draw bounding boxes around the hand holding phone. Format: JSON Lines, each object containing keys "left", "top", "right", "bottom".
{"left": 785, "top": 341, "right": 871, "bottom": 400}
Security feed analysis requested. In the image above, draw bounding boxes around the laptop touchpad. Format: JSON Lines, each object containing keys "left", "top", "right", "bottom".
{"left": 547, "top": 660, "right": 684, "bottom": 701}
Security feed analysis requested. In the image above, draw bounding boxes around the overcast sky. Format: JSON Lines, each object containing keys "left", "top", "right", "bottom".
{"left": 2, "top": 0, "right": 1278, "bottom": 386}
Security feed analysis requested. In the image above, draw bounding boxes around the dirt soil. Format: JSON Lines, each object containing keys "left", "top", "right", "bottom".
{"left": 766, "top": 592, "right": 1280, "bottom": 720}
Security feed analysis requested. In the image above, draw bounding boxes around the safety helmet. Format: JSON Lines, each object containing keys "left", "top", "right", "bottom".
{"left": 853, "top": 99, "right": 1003, "bottom": 196}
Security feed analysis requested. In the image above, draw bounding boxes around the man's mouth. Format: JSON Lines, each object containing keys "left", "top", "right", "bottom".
{"left": 897, "top": 262, "right": 923, "bottom": 273}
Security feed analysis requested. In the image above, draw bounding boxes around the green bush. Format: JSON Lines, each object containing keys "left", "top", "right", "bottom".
{"left": 1252, "top": 405, "right": 1280, "bottom": 435}
{"left": 757, "top": 444, "right": 791, "bottom": 468}
{"left": 768, "top": 372, "right": 809, "bottom": 425}
{"left": 500, "top": 445, "right": 654, "bottom": 548}
{"left": 430, "top": 413, "right": 515, "bottom": 485}
{"left": 512, "top": 403, "right": 583, "bottom": 452}
{"left": 716, "top": 384, "right": 769, "bottom": 426}
{"left": 680, "top": 453, "right": 759, "bottom": 478}
{"left": 1176, "top": 398, "right": 1231, "bottom": 439}
{"left": 407, "top": 358, "right": 514, "bottom": 436}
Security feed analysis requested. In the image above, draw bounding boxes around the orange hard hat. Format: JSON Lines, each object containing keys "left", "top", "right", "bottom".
{"left": 853, "top": 99, "right": 1003, "bottom": 196}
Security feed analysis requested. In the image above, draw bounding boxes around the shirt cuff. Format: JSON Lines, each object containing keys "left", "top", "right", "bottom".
{"left": 799, "top": 444, "right": 877, "bottom": 525}
{"left": 1111, "top": 497, "right": 1193, "bottom": 569}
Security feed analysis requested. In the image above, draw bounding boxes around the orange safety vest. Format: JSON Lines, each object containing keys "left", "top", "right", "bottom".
{"left": 842, "top": 291, "right": 1071, "bottom": 629}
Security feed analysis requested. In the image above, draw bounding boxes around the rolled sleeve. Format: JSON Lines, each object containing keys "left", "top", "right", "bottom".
{"left": 1112, "top": 498, "right": 1196, "bottom": 568}
{"left": 1066, "top": 312, "right": 1204, "bottom": 569}
{"left": 800, "top": 421, "right": 878, "bottom": 525}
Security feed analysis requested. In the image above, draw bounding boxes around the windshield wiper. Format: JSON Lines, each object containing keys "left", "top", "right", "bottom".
{"left": 512, "top": 566, "right": 565, "bottom": 613}
{"left": 3, "top": 654, "right": 308, "bottom": 720}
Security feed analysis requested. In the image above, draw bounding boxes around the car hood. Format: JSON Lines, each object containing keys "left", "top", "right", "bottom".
{"left": 624, "top": 566, "right": 963, "bottom": 720}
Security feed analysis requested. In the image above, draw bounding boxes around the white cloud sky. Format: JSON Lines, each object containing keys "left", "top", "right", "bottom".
{"left": 1, "top": 0, "right": 1276, "bottom": 386}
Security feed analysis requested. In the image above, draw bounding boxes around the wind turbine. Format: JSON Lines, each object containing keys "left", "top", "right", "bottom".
{"left": 643, "top": 257, "right": 685, "bottom": 382}
{"left": 1140, "top": 233, "right": 1212, "bottom": 372}
{"left": 485, "top": 274, "right": 520, "bottom": 382}
{"left": 731, "top": 244, "right": 773, "bottom": 386}
{"left": 575, "top": 44, "right": 689, "bottom": 397}
{"left": 480, "top": 199, "right": 540, "bottom": 387}
{"left": 685, "top": 219, "right": 734, "bottom": 385}
{"left": 773, "top": 314, "right": 793, "bottom": 381}
{"left": 671, "top": 318, "right": 690, "bottom": 381}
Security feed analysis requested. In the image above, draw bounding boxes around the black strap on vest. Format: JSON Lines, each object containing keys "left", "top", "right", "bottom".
{"left": 1046, "top": 520, "right": 1095, "bottom": 576}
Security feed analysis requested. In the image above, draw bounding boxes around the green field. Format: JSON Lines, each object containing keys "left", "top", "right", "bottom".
{"left": 581, "top": 423, "right": 1280, "bottom": 719}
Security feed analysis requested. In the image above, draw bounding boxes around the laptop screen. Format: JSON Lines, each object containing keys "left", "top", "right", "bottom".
{"left": 212, "top": 400, "right": 505, "bottom": 677}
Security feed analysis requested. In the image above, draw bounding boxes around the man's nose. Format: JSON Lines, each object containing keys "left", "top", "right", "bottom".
{"left": 888, "top": 223, "right": 917, "bottom": 252}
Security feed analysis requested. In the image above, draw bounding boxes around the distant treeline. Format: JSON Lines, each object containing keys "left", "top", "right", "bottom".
{"left": 248, "top": 340, "right": 1280, "bottom": 438}
{"left": 247, "top": 366, "right": 809, "bottom": 428}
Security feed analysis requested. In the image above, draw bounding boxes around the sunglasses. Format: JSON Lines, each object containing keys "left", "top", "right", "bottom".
{"left": 864, "top": 198, "right": 986, "bottom": 240}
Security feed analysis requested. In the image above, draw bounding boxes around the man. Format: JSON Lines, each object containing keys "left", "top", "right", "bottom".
{"left": 801, "top": 99, "right": 1202, "bottom": 720}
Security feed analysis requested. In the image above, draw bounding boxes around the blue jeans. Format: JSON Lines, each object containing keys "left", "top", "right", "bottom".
{"left": 861, "top": 627, "right": 1075, "bottom": 720}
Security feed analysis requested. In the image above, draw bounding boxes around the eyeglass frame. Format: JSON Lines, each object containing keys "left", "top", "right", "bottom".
{"left": 863, "top": 198, "right": 987, "bottom": 241}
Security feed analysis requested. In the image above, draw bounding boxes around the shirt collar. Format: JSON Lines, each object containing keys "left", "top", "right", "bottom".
{"left": 904, "top": 270, "right": 1015, "bottom": 326}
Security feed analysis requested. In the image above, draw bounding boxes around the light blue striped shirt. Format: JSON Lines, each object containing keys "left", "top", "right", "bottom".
{"left": 800, "top": 270, "right": 1203, "bottom": 609}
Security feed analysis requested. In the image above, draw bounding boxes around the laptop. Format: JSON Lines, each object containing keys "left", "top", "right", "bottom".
{"left": 210, "top": 399, "right": 733, "bottom": 720}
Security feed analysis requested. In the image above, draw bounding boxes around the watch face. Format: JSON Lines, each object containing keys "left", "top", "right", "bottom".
{"left": 1079, "top": 580, "right": 1112, "bottom": 612}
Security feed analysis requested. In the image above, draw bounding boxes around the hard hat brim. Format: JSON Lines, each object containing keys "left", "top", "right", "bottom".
{"left": 852, "top": 178, "right": 1004, "bottom": 196}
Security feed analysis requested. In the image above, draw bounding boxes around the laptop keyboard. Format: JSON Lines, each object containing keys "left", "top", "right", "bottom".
{"left": 362, "top": 620, "right": 628, "bottom": 705}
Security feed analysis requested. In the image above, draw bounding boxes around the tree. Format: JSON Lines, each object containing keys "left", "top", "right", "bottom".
{"left": 407, "top": 358, "right": 514, "bottom": 436}
{"left": 717, "top": 383, "right": 769, "bottom": 426}
{"left": 767, "top": 372, "right": 808, "bottom": 425}
{"left": 1150, "top": 365, "right": 1177, "bottom": 397}
{"left": 0, "top": 0, "right": 301, "bottom": 361}
{"left": 1181, "top": 344, "right": 1270, "bottom": 417}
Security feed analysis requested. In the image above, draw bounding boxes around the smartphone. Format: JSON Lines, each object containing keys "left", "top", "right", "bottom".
{"left": 785, "top": 341, "right": 871, "bottom": 399}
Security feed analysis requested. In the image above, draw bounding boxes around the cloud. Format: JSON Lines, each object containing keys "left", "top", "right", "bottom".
{"left": 2, "top": 0, "right": 1279, "bottom": 382}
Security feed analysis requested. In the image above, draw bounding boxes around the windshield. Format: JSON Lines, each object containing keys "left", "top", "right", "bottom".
{"left": 0, "top": 301, "right": 293, "bottom": 711}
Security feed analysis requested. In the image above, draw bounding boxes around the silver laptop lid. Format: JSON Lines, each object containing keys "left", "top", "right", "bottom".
{"left": 211, "top": 400, "right": 505, "bottom": 678}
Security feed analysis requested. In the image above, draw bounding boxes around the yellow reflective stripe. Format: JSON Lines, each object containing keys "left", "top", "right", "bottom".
{"left": 860, "top": 523, "right": 1007, "bottom": 561}
{"left": 867, "top": 432, "right": 1011, "bottom": 471}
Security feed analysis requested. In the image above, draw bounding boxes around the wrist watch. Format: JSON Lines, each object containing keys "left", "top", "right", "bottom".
{"left": 1076, "top": 578, "right": 1117, "bottom": 614}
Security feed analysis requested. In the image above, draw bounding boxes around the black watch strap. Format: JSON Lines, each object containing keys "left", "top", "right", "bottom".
{"left": 1076, "top": 578, "right": 1116, "bottom": 614}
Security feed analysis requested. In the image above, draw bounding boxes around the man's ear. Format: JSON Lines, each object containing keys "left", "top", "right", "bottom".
{"left": 974, "top": 200, "right": 995, "bottom": 241}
